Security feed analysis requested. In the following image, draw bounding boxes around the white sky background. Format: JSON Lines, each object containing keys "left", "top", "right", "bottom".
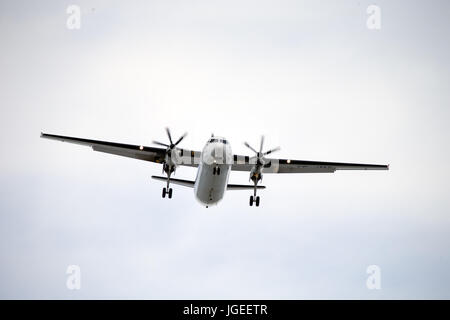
{"left": 0, "top": 0, "right": 449, "bottom": 299}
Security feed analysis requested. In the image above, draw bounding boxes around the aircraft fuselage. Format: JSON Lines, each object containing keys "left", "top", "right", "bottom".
{"left": 194, "top": 137, "right": 232, "bottom": 206}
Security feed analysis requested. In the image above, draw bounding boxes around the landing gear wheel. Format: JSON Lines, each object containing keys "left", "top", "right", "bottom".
{"left": 162, "top": 187, "right": 166, "bottom": 198}
{"left": 168, "top": 188, "right": 173, "bottom": 199}
{"left": 213, "top": 167, "right": 216, "bottom": 175}
{"left": 249, "top": 195, "right": 254, "bottom": 206}
{"left": 255, "top": 196, "right": 260, "bottom": 207}
{"left": 217, "top": 167, "right": 221, "bottom": 175}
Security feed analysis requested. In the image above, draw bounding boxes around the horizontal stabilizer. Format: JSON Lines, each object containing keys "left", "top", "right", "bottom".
{"left": 227, "top": 184, "right": 266, "bottom": 190}
{"left": 151, "top": 176, "right": 195, "bottom": 188}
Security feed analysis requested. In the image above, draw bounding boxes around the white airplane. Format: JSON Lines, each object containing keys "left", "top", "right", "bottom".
{"left": 41, "top": 129, "right": 389, "bottom": 207}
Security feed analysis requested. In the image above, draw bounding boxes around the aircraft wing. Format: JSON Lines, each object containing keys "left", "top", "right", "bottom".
{"left": 231, "top": 155, "right": 389, "bottom": 173}
{"left": 40, "top": 133, "right": 201, "bottom": 166}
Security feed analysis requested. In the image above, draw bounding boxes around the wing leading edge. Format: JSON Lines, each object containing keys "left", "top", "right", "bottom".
{"left": 231, "top": 156, "right": 389, "bottom": 173}
{"left": 40, "top": 133, "right": 201, "bottom": 166}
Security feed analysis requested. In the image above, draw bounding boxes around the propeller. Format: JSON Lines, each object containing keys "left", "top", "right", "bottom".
{"left": 153, "top": 127, "right": 187, "bottom": 154}
{"left": 244, "top": 136, "right": 280, "bottom": 166}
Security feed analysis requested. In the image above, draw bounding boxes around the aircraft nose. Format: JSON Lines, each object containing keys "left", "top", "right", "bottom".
{"left": 210, "top": 146, "right": 227, "bottom": 164}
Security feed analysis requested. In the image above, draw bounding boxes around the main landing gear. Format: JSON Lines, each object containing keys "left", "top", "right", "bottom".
{"left": 161, "top": 167, "right": 173, "bottom": 199}
{"left": 248, "top": 175, "right": 262, "bottom": 207}
{"left": 249, "top": 195, "right": 260, "bottom": 207}
{"left": 162, "top": 187, "right": 173, "bottom": 199}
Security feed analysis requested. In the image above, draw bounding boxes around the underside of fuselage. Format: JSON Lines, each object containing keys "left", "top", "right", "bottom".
{"left": 194, "top": 162, "right": 230, "bottom": 206}
{"left": 194, "top": 137, "right": 232, "bottom": 206}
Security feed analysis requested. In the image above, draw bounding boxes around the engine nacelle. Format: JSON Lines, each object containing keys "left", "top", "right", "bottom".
{"left": 250, "top": 167, "right": 262, "bottom": 183}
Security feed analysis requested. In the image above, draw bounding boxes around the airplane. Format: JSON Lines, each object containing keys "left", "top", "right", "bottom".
{"left": 41, "top": 128, "right": 389, "bottom": 208}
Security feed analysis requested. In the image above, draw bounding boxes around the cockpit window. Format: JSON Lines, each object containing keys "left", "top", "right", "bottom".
{"left": 208, "top": 138, "right": 228, "bottom": 144}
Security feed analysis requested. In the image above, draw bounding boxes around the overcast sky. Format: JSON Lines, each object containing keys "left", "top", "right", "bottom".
{"left": 0, "top": 0, "right": 449, "bottom": 299}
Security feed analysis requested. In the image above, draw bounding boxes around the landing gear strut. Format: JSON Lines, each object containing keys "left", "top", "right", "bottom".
{"left": 249, "top": 179, "right": 261, "bottom": 207}
{"left": 161, "top": 165, "right": 174, "bottom": 200}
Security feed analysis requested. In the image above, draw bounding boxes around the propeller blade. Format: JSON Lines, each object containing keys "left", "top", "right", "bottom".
{"left": 263, "top": 146, "right": 280, "bottom": 156}
{"left": 152, "top": 141, "right": 169, "bottom": 147}
{"left": 165, "top": 127, "right": 173, "bottom": 144}
{"left": 174, "top": 132, "right": 187, "bottom": 146}
{"left": 259, "top": 135, "right": 265, "bottom": 153}
{"left": 244, "top": 142, "right": 258, "bottom": 154}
